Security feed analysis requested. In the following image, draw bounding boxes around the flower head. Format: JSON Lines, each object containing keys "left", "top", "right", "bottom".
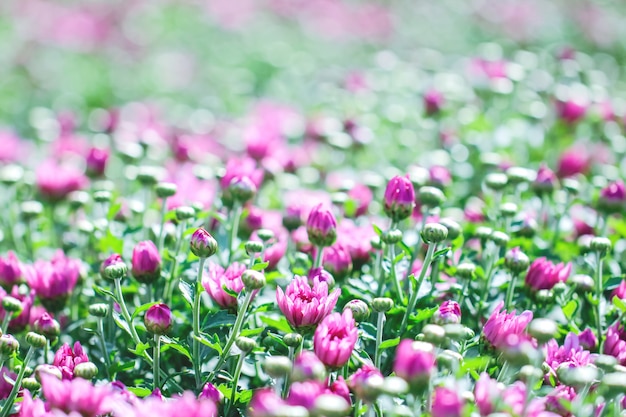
{"left": 190, "top": 228, "right": 219, "bottom": 258}
{"left": 434, "top": 301, "right": 462, "bottom": 325}
{"left": 604, "top": 323, "right": 626, "bottom": 365}
{"left": 424, "top": 89, "right": 445, "bottom": 115}
{"left": 525, "top": 258, "right": 572, "bottom": 291}
{"left": 53, "top": 341, "right": 89, "bottom": 380}
{"left": 277, "top": 275, "right": 340, "bottom": 331}
{"left": 306, "top": 204, "right": 337, "bottom": 247}
{"left": 86, "top": 147, "right": 109, "bottom": 177}
{"left": 313, "top": 310, "right": 358, "bottom": 368}
{"left": 348, "top": 364, "right": 383, "bottom": 402}
{"left": 287, "top": 380, "right": 326, "bottom": 409}
{"left": 483, "top": 301, "right": 533, "bottom": 350}
{"left": 393, "top": 340, "right": 436, "bottom": 391}
{"left": 544, "top": 332, "right": 593, "bottom": 382}
{"left": 599, "top": 180, "right": 626, "bottom": 212}
{"left": 0, "top": 251, "right": 23, "bottom": 288}
{"left": 383, "top": 175, "right": 416, "bottom": 222}
{"left": 131, "top": 241, "right": 161, "bottom": 284}
{"left": 556, "top": 98, "right": 588, "bottom": 125}
{"left": 432, "top": 387, "right": 463, "bottom": 417}
{"left": 533, "top": 165, "right": 558, "bottom": 193}
{"left": 557, "top": 148, "right": 590, "bottom": 178}
{"left": 321, "top": 244, "right": 353, "bottom": 279}
{"left": 202, "top": 262, "right": 246, "bottom": 309}
{"left": 28, "top": 251, "right": 81, "bottom": 311}
{"left": 199, "top": 382, "right": 224, "bottom": 403}
{"left": 144, "top": 303, "right": 173, "bottom": 335}
{"left": 36, "top": 160, "right": 87, "bottom": 201}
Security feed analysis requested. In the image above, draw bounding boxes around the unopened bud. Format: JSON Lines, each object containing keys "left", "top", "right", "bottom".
{"left": 312, "top": 394, "right": 351, "bottom": 417}
{"left": 557, "top": 365, "right": 598, "bottom": 388}
{"left": 382, "top": 229, "right": 403, "bottom": 245}
{"left": 256, "top": 229, "right": 275, "bottom": 243}
{"left": 104, "top": 264, "right": 127, "bottom": 281}
{"left": 263, "top": 356, "right": 292, "bottom": 379}
{"left": 229, "top": 177, "right": 257, "bottom": 203}
{"left": 421, "top": 223, "right": 448, "bottom": 244}
{"left": 504, "top": 248, "right": 530, "bottom": 273}
{"left": 528, "top": 318, "right": 558, "bottom": 344}
{"left": 419, "top": 186, "right": 445, "bottom": 207}
{"left": 438, "top": 218, "right": 461, "bottom": 240}
{"left": 89, "top": 303, "right": 109, "bottom": 318}
{"left": 2, "top": 296, "right": 23, "bottom": 314}
{"left": 236, "top": 336, "right": 257, "bottom": 353}
{"left": 0, "top": 334, "right": 19, "bottom": 356}
{"left": 68, "top": 191, "right": 90, "bottom": 209}
{"left": 422, "top": 324, "right": 446, "bottom": 345}
{"left": 155, "top": 182, "right": 177, "bottom": 198}
{"left": 489, "top": 231, "right": 510, "bottom": 247}
{"left": 594, "top": 355, "right": 618, "bottom": 373}
{"left": 562, "top": 178, "right": 580, "bottom": 195}
{"left": 22, "top": 377, "right": 41, "bottom": 391}
{"left": 506, "top": 167, "right": 534, "bottom": 185}
{"left": 519, "top": 365, "right": 544, "bottom": 383}
{"left": 456, "top": 263, "right": 476, "bottom": 279}
{"left": 499, "top": 202, "right": 518, "bottom": 217}
{"left": 175, "top": 206, "right": 195, "bottom": 221}
{"left": 343, "top": 300, "right": 370, "bottom": 322}
{"left": 372, "top": 297, "right": 394, "bottom": 313}
{"left": 484, "top": 173, "right": 508, "bottom": 191}
{"left": 74, "top": 362, "right": 98, "bottom": 379}
{"left": 590, "top": 237, "right": 611, "bottom": 256}
{"left": 35, "top": 364, "right": 62, "bottom": 382}
{"left": 21, "top": 201, "right": 43, "bottom": 219}
{"left": 93, "top": 191, "right": 112, "bottom": 203}
{"left": 245, "top": 241, "right": 264, "bottom": 255}
{"left": 284, "top": 333, "right": 303, "bottom": 348}
{"left": 26, "top": 332, "right": 47, "bottom": 349}
{"left": 190, "top": 228, "right": 219, "bottom": 258}
{"left": 242, "top": 270, "right": 266, "bottom": 290}
{"left": 475, "top": 226, "right": 493, "bottom": 240}
{"left": 571, "top": 274, "right": 594, "bottom": 293}
{"left": 601, "top": 372, "right": 626, "bottom": 398}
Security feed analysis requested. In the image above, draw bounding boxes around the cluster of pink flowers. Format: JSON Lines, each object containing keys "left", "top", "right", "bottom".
{"left": 483, "top": 302, "right": 534, "bottom": 349}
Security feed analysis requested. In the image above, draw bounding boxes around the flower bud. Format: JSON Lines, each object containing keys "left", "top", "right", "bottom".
{"left": 438, "top": 218, "right": 461, "bottom": 240}
{"left": 22, "top": 377, "right": 41, "bottom": 391}
{"left": 2, "top": 296, "right": 23, "bottom": 314}
{"left": 499, "top": 202, "right": 518, "bottom": 218}
{"left": 484, "top": 173, "right": 508, "bottom": 191}
{"left": 437, "top": 350, "right": 462, "bottom": 372}
{"left": 284, "top": 333, "right": 303, "bottom": 348}
{"left": 68, "top": 191, "right": 90, "bottom": 209}
{"left": 343, "top": 300, "right": 370, "bottom": 323}
{"left": 489, "top": 231, "right": 510, "bottom": 247}
{"left": 245, "top": 240, "right": 264, "bottom": 255}
{"left": 383, "top": 175, "right": 416, "bottom": 222}
{"left": 155, "top": 182, "right": 177, "bottom": 198}
{"left": 562, "top": 178, "right": 580, "bottom": 195}
{"left": 137, "top": 167, "right": 159, "bottom": 186}
{"left": 175, "top": 206, "right": 195, "bottom": 221}
{"left": 292, "top": 351, "right": 326, "bottom": 382}
{"left": 514, "top": 216, "right": 537, "bottom": 238}
{"left": 242, "top": 269, "right": 266, "bottom": 290}
{"left": 200, "top": 382, "right": 224, "bottom": 403}
{"left": 421, "top": 223, "right": 448, "bottom": 244}
{"left": 597, "top": 180, "right": 625, "bottom": 213}
{"left": 190, "top": 228, "right": 219, "bottom": 258}
{"left": 590, "top": 237, "right": 611, "bottom": 256}
{"left": 442, "top": 324, "right": 466, "bottom": 341}
{"left": 0, "top": 164, "right": 24, "bottom": 185}
{"left": 312, "top": 394, "right": 351, "bottom": 417}
{"left": 236, "top": 336, "right": 257, "bottom": 353}
{"left": 557, "top": 365, "right": 598, "bottom": 389}
{"left": 131, "top": 241, "right": 161, "bottom": 284}
{"left": 519, "top": 365, "right": 544, "bottom": 384}
{"left": 507, "top": 167, "right": 534, "bottom": 185}
{"left": 419, "top": 186, "right": 445, "bottom": 207}
{"left": 306, "top": 205, "right": 337, "bottom": 248}
{"left": 533, "top": 166, "right": 557, "bottom": 194}
{"left": 34, "top": 313, "right": 61, "bottom": 340}
{"left": 571, "top": 274, "right": 594, "bottom": 293}
{"left": 372, "top": 297, "right": 394, "bottom": 313}
{"left": 256, "top": 229, "right": 275, "bottom": 242}
{"left": 73, "top": 361, "right": 98, "bottom": 379}
{"left": 34, "top": 364, "right": 62, "bottom": 382}
{"left": 21, "top": 201, "right": 44, "bottom": 219}
{"left": 601, "top": 372, "right": 626, "bottom": 398}
{"left": 382, "top": 229, "right": 403, "bottom": 245}
{"left": 504, "top": 248, "right": 530, "bottom": 273}
{"left": 103, "top": 262, "right": 127, "bottom": 281}
{"left": 0, "top": 334, "right": 19, "bottom": 356}
{"left": 93, "top": 191, "right": 112, "bottom": 203}
{"left": 528, "top": 318, "right": 558, "bottom": 344}
{"left": 26, "top": 332, "right": 47, "bottom": 348}
{"left": 144, "top": 303, "right": 173, "bottom": 335}
{"left": 229, "top": 176, "right": 257, "bottom": 203}
{"left": 263, "top": 356, "right": 292, "bottom": 379}
{"left": 422, "top": 324, "right": 447, "bottom": 346}
{"left": 434, "top": 301, "right": 461, "bottom": 325}
{"left": 594, "top": 355, "right": 618, "bottom": 373}
{"left": 456, "top": 263, "right": 476, "bottom": 279}
{"left": 381, "top": 376, "right": 409, "bottom": 397}
{"left": 475, "top": 226, "right": 492, "bottom": 240}
{"left": 88, "top": 303, "right": 109, "bottom": 318}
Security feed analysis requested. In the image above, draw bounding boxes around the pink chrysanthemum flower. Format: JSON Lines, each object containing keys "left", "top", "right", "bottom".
{"left": 483, "top": 301, "right": 533, "bottom": 350}
{"left": 276, "top": 275, "right": 340, "bottom": 331}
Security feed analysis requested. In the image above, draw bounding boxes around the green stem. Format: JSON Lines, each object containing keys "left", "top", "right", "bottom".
{"left": 409, "top": 210, "right": 429, "bottom": 268}
{"left": 478, "top": 249, "right": 498, "bottom": 319}
{"left": 389, "top": 241, "right": 403, "bottom": 301}
{"left": 374, "top": 312, "right": 385, "bottom": 368}
{"left": 400, "top": 243, "right": 437, "bottom": 335}
{"left": 0, "top": 347, "right": 34, "bottom": 417}
{"left": 1, "top": 313, "right": 12, "bottom": 334}
{"left": 205, "top": 290, "right": 254, "bottom": 383}
{"left": 193, "top": 257, "right": 207, "bottom": 390}
{"left": 153, "top": 334, "right": 161, "bottom": 390}
{"left": 157, "top": 198, "right": 168, "bottom": 253}
{"left": 282, "top": 347, "right": 294, "bottom": 399}
{"left": 228, "top": 204, "right": 242, "bottom": 264}
{"left": 504, "top": 272, "right": 518, "bottom": 312}
{"left": 314, "top": 246, "right": 324, "bottom": 269}
{"left": 164, "top": 220, "right": 186, "bottom": 303}
{"left": 229, "top": 353, "right": 246, "bottom": 412}
{"left": 98, "top": 319, "right": 111, "bottom": 379}
{"left": 458, "top": 277, "right": 470, "bottom": 312}
{"left": 375, "top": 248, "right": 385, "bottom": 297}
{"left": 595, "top": 252, "right": 604, "bottom": 352}
{"left": 113, "top": 278, "right": 141, "bottom": 344}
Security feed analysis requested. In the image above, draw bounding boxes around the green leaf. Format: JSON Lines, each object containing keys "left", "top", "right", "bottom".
{"left": 221, "top": 284, "right": 239, "bottom": 298}
{"left": 112, "top": 311, "right": 131, "bottom": 336}
{"left": 408, "top": 307, "right": 437, "bottom": 324}
{"left": 127, "top": 387, "right": 152, "bottom": 397}
{"left": 202, "top": 310, "right": 236, "bottom": 330}
{"left": 129, "top": 342, "right": 151, "bottom": 356}
{"left": 393, "top": 252, "right": 405, "bottom": 263}
{"left": 109, "top": 361, "right": 136, "bottom": 374}
{"left": 379, "top": 337, "right": 400, "bottom": 350}
{"left": 252, "top": 261, "right": 270, "bottom": 271}
{"left": 161, "top": 340, "right": 192, "bottom": 360}
{"left": 240, "top": 328, "right": 264, "bottom": 337}
{"left": 372, "top": 224, "right": 383, "bottom": 237}
{"left": 195, "top": 333, "right": 223, "bottom": 354}
{"left": 433, "top": 247, "right": 450, "bottom": 260}
{"left": 93, "top": 284, "right": 115, "bottom": 300}
{"left": 259, "top": 315, "right": 292, "bottom": 333}
{"left": 179, "top": 280, "right": 194, "bottom": 306}
{"left": 613, "top": 296, "right": 626, "bottom": 313}
{"left": 562, "top": 300, "right": 578, "bottom": 320}
{"left": 131, "top": 301, "right": 159, "bottom": 322}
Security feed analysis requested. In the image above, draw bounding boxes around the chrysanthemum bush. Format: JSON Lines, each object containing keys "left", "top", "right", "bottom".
{"left": 3, "top": 1, "right": 626, "bottom": 417}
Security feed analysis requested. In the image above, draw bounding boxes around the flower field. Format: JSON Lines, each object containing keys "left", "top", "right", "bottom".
{"left": 1, "top": 0, "right": 626, "bottom": 416}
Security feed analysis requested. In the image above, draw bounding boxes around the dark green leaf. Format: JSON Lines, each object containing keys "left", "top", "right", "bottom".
{"left": 259, "top": 316, "right": 292, "bottom": 333}
{"left": 93, "top": 284, "right": 115, "bottom": 299}
{"left": 379, "top": 337, "right": 400, "bottom": 350}
{"left": 179, "top": 280, "right": 194, "bottom": 306}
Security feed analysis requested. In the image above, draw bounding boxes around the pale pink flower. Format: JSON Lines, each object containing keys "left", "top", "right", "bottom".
{"left": 313, "top": 310, "right": 358, "bottom": 368}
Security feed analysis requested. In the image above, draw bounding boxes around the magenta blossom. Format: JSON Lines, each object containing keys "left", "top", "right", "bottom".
{"left": 313, "top": 310, "right": 358, "bottom": 368}
{"left": 348, "top": 364, "right": 383, "bottom": 402}
{"left": 578, "top": 328, "right": 598, "bottom": 351}
{"left": 328, "top": 376, "right": 351, "bottom": 405}
{"left": 599, "top": 180, "right": 626, "bottom": 212}
{"left": 429, "top": 165, "right": 452, "bottom": 188}
{"left": 432, "top": 387, "right": 463, "bottom": 417}
{"left": 0, "top": 367, "right": 16, "bottom": 400}
{"left": 603, "top": 323, "right": 626, "bottom": 365}
{"left": 383, "top": 175, "right": 416, "bottom": 222}
{"left": 220, "top": 157, "right": 264, "bottom": 191}
{"left": 546, "top": 385, "right": 577, "bottom": 416}
{"left": 393, "top": 340, "right": 436, "bottom": 389}
{"left": 346, "top": 183, "right": 372, "bottom": 217}
{"left": 525, "top": 258, "right": 572, "bottom": 291}
{"left": 533, "top": 165, "right": 558, "bottom": 193}
{"left": 287, "top": 380, "right": 326, "bottom": 409}
{"left": 557, "top": 148, "right": 590, "bottom": 178}
{"left": 144, "top": 303, "right": 173, "bottom": 335}
{"left": 555, "top": 98, "right": 588, "bottom": 125}
{"left": 28, "top": 251, "right": 81, "bottom": 311}
{"left": 483, "top": 301, "right": 533, "bottom": 350}
{"left": 85, "top": 147, "right": 109, "bottom": 177}
{"left": 53, "top": 341, "right": 89, "bottom": 380}
{"left": 337, "top": 220, "right": 376, "bottom": 267}
{"left": 41, "top": 373, "right": 114, "bottom": 416}
{"left": 202, "top": 262, "right": 246, "bottom": 309}
{"left": 424, "top": 89, "right": 445, "bottom": 115}
{"left": 321, "top": 244, "right": 353, "bottom": 279}
{"left": 306, "top": 204, "right": 338, "bottom": 247}
{"left": 131, "top": 241, "right": 162, "bottom": 284}
{"left": 277, "top": 275, "right": 340, "bottom": 331}
{"left": 612, "top": 280, "right": 626, "bottom": 300}
{"left": 544, "top": 333, "right": 593, "bottom": 382}
{"left": 249, "top": 388, "right": 288, "bottom": 417}
{"left": 36, "top": 160, "right": 87, "bottom": 201}
{"left": 434, "top": 301, "right": 462, "bottom": 325}
{"left": 0, "top": 251, "right": 23, "bottom": 288}
{"left": 0, "top": 285, "right": 34, "bottom": 331}
{"left": 199, "top": 382, "right": 224, "bottom": 403}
